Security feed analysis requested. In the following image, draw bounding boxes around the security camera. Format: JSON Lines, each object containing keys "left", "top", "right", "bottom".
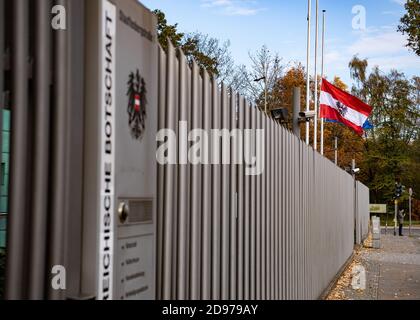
{"left": 299, "top": 110, "right": 316, "bottom": 121}
{"left": 352, "top": 168, "right": 360, "bottom": 174}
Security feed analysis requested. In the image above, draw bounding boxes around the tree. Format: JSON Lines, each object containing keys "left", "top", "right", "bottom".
{"left": 154, "top": 9, "right": 184, "bottom": 52}
{"left": 269, "top": 63, "right": 306, "bottom": 130}
{"left": 398, "top": 0, "right": 420, "bottom": 56}
{"left": 154, "top": 9, "right": 240, "bottom": 84}
{"left": 348, "top": 56, "right": 420, "bottom": 203}
{"left": 240, "top": 45, "right": 285, "bottom": 110}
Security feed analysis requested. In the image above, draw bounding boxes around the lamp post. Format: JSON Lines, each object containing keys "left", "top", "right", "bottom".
{"left": 254, "top": 76, "right": 267, "bottom": 114}
{"left": 409, "top": 187, "right": 413, "bottom": 236}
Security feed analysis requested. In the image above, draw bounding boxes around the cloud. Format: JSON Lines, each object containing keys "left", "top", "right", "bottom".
{"left": 381, "top": 10, "right": 400, "bottom": 16}
{"left": 201, "top": 0, "right": 265, "bottom": 16}
{"left": 325, "top": 28, "right": 420, "bottom": 79}
{"left": 348, "top": 31, "right": 406, "bottom": 56}
{"left": 391, "top": 0, "right": 406, "bottom": 6}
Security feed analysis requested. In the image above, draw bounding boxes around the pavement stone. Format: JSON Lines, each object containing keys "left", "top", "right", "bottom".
{"left": 327, "top": 233, "right": 420, "bottom": 300}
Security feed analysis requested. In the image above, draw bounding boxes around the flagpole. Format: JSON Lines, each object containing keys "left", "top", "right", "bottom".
{"left": 305, "top": 0, "right": 311, "bottom": 145}
{"left": 313, "top": 0, "right": 319, "bottom": 150}
{"left": 320, "top": 10, "right": 326, "bottom": 155}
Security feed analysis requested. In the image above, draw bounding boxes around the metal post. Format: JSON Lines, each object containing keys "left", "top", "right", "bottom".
{"left": 313, "top": 0, "right": 319, "bottom": 151}
{"left": 6, "top": 0, "right": 29, "bottom": 300}
{"left": 29, "top": 0, "right": 52, "bottom": 300}
{"left": 189, "top": 61, "right": 202, "bottom": 300}
{"left": 48, "top": 0, "right": 68, "bottom": 300}
{"left": 177, "top": 50, "right": 188, "bottom": 300}
{"left": 221, "top": 84, "right": 230, "bottom": 300}
{"left": 334, "top": 136, "right": 338, "bottom": 165}
{"left": 320, "top": 10, "right": 326, "bottom": 155}
{"left": 409, "top": 188, "right": 412, "bottom": 236}
{"left": 352, "top": 159, "right": 357, "bottom": 244}
{"left": 201, "top": 70, "right": 211, "bottom": 300}
{"left": 162, "top": 41, "right": 176, "bottom": 300}
{"left": 305, "top": 0, "right": 312, "bottom": 145}
{"left": 293, "top": 87, "right": 301, "bottom": 138}
{"left": 394, "top": 199, "right": 398, "bottom": 237}
{"left": 264, "top": 65, "right": 268, "bottom": 114}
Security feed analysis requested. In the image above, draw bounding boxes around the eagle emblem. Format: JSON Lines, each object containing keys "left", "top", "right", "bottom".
{"left": 336, "top": 101, "right": 348, "bottom": 117}
{"left": 127, "top": 69, "right": 147, "bottom": 141}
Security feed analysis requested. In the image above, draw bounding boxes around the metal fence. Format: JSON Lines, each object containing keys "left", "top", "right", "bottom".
{"left": 1, "top": 0, "right": 86, "bottom": 300}
{"left": 1, "top": 1, "right": 370, "bottom": 300}
{"left": 356, "top": 181, "right": 370, "bottom": 244}
{"left": 156, "top": 43, "right": 369, "bottom": 300}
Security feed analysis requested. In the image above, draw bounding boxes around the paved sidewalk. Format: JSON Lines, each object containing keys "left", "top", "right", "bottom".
{"left": 327, "top": 233, "right": 420, "bottom": 300}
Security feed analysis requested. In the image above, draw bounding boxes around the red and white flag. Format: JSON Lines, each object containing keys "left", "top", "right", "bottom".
{"left": 320, "top": 79, "right": 373, "bottom": 135}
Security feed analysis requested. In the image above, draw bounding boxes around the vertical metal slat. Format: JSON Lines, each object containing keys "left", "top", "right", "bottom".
{"left": 189, "top": 61, "right": 202, "bottom": 300}
{"left": 177, "top": 49, "right": 188, "bottom": 300}
{"left": 162, "top": 41, "right": 176, "bottom": 300}
{"left": 211, "top": 77, "right": 221, "bottom": 300}
{"left": 5, "top": 0, "right": 29, "bottom": 300}
{"left": 28, "top": 0, "right": 52, "bottom": 300}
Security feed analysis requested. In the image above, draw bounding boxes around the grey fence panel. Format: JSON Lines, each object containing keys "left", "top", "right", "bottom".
{"left": 201, "top": 70, "right": 211, "bottom": 300}
{"left": 189, "top": 61, "right": 202, "bottom": 300}
{"left": 5, "top": 0, "right": 85, "bottom": 299}
{"left": 177, "top": 50, "right": 189, "bottom": 300}
{"left": 220, "top": 84, "right": 230, "bottom": 300}
{"left": 229, "top": 90, "right": 237, "bottom": 300}
{"left": 269, "top": 119, "right": 275, "bottom": 300}
{"left": 237, "top": 96, "right": 244, "bottom": 300}
{"left": 162, "top": 42, "right": 176, "bottom": 300}
{"left": 243, "top": 101, "right": 250, "bottom": 300}
{"left": 356, "top": 181, "right": 370, "bottom": 242}
{"left": 274, "top": 122, "right": 280, "bottom": 300}
{"left": 250, "top": 105, "right": 257, "bottom": 300}
{"left": 29, "top": 0, "right": 52, "bottom": 299}
{"left": 211, "top": 78, "right": 221, "bottom": 300}
{"left": 156, "top": 48, "right": 369, "bottom": 300}
{"left": 6, "top": 0, "right": 30, "bottom": 299}
{"left": 157, "top": 47, "right": 166, "bottom": 300}
{"left": 255, "top": 111, "right": 264, "bottom": 299}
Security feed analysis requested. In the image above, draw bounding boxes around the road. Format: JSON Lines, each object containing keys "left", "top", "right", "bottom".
{"left": 327, "top": 231, "right": 420, "bottom": 300}
{"left": 382, "top": 226, "right": 420, "bottom": 237}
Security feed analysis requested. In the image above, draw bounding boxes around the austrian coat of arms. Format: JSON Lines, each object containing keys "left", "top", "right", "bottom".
{"left": 127, "top": 69, "right": 147, "bottom": 141}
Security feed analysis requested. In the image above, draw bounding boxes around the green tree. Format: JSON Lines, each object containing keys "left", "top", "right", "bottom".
{"left": 154, "top": 9, "right": 237, "bottom": 83}
{"left": 398, "top": 0, "right": 420, "bottom": 56}
{"left": 154, "top": 9, "right": 184, "bottom": 52}
{"left": 349, "top": 56, "right": 420, "bottom": 204}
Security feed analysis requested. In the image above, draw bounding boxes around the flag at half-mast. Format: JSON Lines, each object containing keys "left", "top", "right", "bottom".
{"left": 320, "top": 79, "right": 373, "bottom": 135}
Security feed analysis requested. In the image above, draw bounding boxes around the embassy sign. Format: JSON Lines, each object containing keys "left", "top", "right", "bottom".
{"left": 84, "top": 0, "right": 157, "bottom": 300}
{"left": 98, "top": 0, "right": 116, "bottom": 300}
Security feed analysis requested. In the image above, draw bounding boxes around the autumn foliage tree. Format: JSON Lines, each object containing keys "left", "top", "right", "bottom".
{"left": 398, "top": 0, "right": 420, "bottom": 56}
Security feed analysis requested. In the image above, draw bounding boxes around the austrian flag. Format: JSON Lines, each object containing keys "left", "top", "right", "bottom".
{"left": 320, "top": 79, "right": 373, "bottom": 135}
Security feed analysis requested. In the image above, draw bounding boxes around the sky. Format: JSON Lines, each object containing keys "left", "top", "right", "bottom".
{"left": 141, "top": 0, "right": 420, "bottom": 86}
